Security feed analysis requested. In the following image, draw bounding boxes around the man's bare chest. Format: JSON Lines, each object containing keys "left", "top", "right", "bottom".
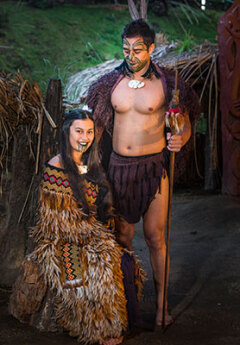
{"left": 111, "top": 77, "right": 166, "bottom": 115}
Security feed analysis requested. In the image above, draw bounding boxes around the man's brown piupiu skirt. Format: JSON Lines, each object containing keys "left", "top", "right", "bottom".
{"left": 108, "top": 149, "right": 169, "bottom": 224}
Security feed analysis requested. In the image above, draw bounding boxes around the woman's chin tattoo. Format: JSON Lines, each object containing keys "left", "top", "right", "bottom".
{"left": 77, "top": 142, "right": 88, "bottom": 152}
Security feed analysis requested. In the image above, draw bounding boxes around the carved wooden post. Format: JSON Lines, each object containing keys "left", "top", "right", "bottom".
{"left": 40, "top": 78, "right": 63, "bottom": 168}
{"left": 218, "top": 0, "right": 240, "bottom": 195}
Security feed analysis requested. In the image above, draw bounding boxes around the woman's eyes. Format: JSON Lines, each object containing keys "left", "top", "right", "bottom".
{"left": 76, "top": 130, "right": 93, "bottom": 134}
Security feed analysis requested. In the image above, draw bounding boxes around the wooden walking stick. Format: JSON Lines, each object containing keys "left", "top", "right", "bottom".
{"left": 162, "top": 69, "right": 183, "bottom": 328}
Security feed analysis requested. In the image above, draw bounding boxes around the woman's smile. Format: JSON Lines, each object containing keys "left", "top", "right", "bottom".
{"left": 69, "top": 119, "right": 94, "bottom": 154}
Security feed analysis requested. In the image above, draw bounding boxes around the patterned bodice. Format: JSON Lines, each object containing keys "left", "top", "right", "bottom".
{"left": 42, "top": 163, "right": 99, "bottom": 206}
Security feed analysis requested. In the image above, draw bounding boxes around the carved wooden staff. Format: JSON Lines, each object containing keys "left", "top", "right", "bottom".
{"left": 162, "top": 69, "right": 184, "bottom": 328}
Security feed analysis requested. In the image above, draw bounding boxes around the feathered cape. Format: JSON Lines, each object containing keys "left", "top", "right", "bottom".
{"left": 9, "top": 164, "right": 145, "bottom": 344}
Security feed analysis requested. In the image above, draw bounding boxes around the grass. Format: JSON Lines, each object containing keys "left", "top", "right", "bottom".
{"left": 0, "top": 2, "right": 222, "bottom": 92}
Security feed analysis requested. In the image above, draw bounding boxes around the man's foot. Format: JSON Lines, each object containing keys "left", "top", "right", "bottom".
{"left": 101, "top": 336, "right": 123, "bottom": 345}
{"left": 155, "top": 309, "right": 173, "bottom": 328}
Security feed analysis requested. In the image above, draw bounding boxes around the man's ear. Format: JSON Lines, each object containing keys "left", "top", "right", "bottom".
{"left": 148, "top": 43, "right": 155, "bottom": 54}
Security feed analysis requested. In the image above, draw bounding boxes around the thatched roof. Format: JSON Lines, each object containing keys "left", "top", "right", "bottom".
{"left": 0, "top": 71, "right": 56, "bottom": 179}
{"left": 0, "top": 72, "right": 43, "bottom": 130}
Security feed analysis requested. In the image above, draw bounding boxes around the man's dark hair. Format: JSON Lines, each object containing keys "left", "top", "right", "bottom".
{"left": 121, "top": 19, "right": 155, "bottom": 48}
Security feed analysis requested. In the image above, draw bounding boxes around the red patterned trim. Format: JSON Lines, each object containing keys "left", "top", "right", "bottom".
{"left": 43, "top": 172, "right": 70, "bottom": 188}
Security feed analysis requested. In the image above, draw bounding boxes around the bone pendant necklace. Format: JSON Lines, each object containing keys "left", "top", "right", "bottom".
{"left": 76, "top": 163, "right": 88, "bottom": 174}
{"left": 78, "top": 165, "right": 88, "bottom": 174}
{"left": 128, "top": 79, "right": 145, "bottom": 89}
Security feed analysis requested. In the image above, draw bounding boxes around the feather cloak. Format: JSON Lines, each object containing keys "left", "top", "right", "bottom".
{"left": 9, "top": 164, "right": 146, "bottom": 344}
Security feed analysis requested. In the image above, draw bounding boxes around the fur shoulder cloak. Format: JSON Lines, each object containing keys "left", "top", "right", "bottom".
{"left": 86, "top": 62, "right": 200, "bottom": 136}
{"left": 9, "top": 163, "right": 135, "bottom": 344}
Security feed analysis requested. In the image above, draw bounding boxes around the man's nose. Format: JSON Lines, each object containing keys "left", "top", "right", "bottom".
{"left": 129, "top": 50, "right": 135, "bottom": 60}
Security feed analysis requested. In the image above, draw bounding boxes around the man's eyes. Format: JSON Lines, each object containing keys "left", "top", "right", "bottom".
{"left": 123, "top": 48, "right": 142, "bottom": 54}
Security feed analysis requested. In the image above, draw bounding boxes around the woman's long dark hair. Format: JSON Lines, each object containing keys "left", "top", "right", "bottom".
{"left": 60, "top": 109, "right": 113, "bottom": 218}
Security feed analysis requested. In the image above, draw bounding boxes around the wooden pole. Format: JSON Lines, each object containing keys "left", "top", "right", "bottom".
{"left": 162, "top": 69, "right": 179, "bottom": 328}
{"left": 162, "top": 148, "right": 175, "bottom": 328}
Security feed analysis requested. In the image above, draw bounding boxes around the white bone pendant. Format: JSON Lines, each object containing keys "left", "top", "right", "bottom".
{"left": 128, "top": 80, "right": 145, "bottom": 89}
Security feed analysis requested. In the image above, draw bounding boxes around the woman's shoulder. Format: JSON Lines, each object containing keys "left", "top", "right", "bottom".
{"left": 48, "top": 154, "right": 63, "bottom": 169}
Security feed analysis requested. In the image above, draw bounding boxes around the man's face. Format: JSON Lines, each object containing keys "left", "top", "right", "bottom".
{"left": 123, "top": 36, "right": 154, "bottom": 73}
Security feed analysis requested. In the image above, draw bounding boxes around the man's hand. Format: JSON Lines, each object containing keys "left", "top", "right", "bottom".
{"left": 166, "top": 112, "right": 191, "bottom": 152}
{"left": 167, "top": 132, "right": 184, "bottom": 152}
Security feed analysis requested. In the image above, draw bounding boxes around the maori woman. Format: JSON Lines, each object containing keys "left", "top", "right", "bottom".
{"left": 9, "top": 108, "right": 144, "bottom": 345}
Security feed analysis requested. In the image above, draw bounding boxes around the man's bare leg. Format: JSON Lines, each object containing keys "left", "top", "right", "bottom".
{"left": 143, "top": 175, "right": 173, "bottom": 326}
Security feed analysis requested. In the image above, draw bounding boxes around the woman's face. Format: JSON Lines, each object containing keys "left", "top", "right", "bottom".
{"left": 69, "top": 118, "right": 94, "bottom": 154}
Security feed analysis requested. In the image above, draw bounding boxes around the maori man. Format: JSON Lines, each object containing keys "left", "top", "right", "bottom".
{"left": 86, "top": 19, "right": 200, "bottom": 327}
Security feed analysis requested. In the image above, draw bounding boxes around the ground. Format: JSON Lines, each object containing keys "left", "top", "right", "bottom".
{"left": 0, "top": 193, "right": 240, "bottom": 345}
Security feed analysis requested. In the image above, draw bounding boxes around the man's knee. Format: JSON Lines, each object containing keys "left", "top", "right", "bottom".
{"left": 144, "top": 229, "right": 166, "bottom": 251}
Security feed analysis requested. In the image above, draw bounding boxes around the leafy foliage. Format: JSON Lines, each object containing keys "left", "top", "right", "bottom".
{"left": 0, "top": 1, "right": 221, "bottom": 92}
{"left": 175, "top": 32, "right": 198, "bottom": 53}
